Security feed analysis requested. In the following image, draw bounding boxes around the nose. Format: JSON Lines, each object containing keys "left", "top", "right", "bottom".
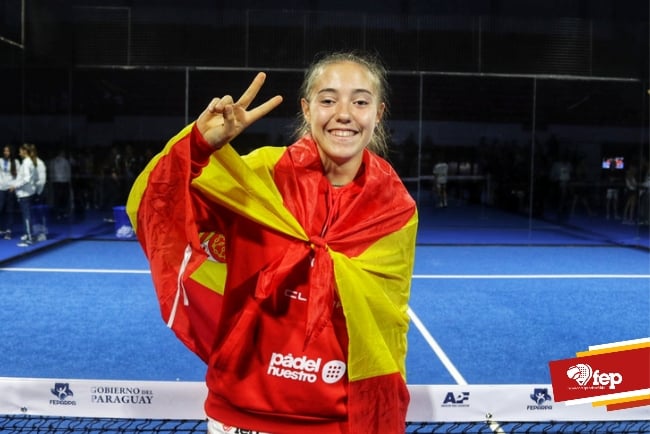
{"left": 335, "top": 103, "right": 351, "bottom": 122}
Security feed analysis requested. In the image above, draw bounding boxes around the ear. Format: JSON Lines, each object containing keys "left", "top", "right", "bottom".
{"left": 300, "top": 98, "right": 310, "bottom": 122}
{"left": 376, "top": 102, "right": 386, "bottom": 122}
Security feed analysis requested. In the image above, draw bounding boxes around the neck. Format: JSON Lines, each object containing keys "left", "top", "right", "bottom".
{"left": 319, "top": 153, "right": 364, "bottom": 187}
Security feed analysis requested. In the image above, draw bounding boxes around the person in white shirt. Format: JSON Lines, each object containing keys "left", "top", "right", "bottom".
{"left": 27, "top": 143, "right": 48, "bottom": 240}
{"left": 28, "top": 143, "right": 47, "bottom": 199}
{"left": 433, "top": 160, "right": 449, "bottom": 208}
{"left": 10, "top": 143, "right": 38, "bottom": 246}
{"left": 0, "top": 145, "right": 20, "bottom": 239}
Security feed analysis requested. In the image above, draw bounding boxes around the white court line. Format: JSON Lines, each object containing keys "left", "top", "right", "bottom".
{"left": 413, "top": 274, "right": 650, "bottom": 279}
{"left": 408, "top": 306, "right": 468, "bottom": 385}
{"left": 4, "top": 268, "right": 646, "bottom": 390}
{"left": 0, "top": 267, "right": 151, "bottom": 274}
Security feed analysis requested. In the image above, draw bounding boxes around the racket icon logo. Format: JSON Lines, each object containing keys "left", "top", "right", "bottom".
{"left": 566, "top": 363, "right": 593, "bottom": 386}
{"left": 321, "top": 360, "right": 346, "bottom": 384}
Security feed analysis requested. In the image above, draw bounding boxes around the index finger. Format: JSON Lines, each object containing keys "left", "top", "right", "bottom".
{"left": 245, "top": 94, "right": 284, "bottom": 124}
{"left": 236, "top": 72, "right": 269, "bottom": 110}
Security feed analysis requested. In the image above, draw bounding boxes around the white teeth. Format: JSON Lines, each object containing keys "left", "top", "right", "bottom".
{"left": 331, "top": 130, "right": 355, "bottom": 137}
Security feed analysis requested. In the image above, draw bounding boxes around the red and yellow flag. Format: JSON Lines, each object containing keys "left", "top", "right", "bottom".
{"left": 127, "top": 123, "right": 418, "bottom": 433}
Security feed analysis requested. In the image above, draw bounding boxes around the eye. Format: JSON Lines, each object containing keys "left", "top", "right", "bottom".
{"left": 318, "top": 97, "right": 336, "bottom": 106}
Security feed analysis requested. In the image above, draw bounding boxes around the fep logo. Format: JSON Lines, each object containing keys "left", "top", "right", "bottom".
{"left": 566, "top": 363, "right": 592, "bottom": 386}
{"left": 549, "top": 339, "right": 650, "bottom": 412}
{"left": 566, "top": 363, "right": 622, "bottom": 390}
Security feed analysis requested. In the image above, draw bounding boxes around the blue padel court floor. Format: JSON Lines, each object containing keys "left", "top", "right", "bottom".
{"left": 1, "top": 238, "right": 648, "bottom": 386}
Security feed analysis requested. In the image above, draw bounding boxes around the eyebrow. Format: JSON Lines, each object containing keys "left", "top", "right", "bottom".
{"left": 316, "top": 88, "right": 374, "bottom": 96}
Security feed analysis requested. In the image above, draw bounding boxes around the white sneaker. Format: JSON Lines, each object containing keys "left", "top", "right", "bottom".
{"left": 20, "top": 234, "right": 29, "bottom": 241}
{"left": 17, "top": 239, "right": 32, "bottom": 247}
{"left": 36, "top": 233, "right": 47, "bottom": 241}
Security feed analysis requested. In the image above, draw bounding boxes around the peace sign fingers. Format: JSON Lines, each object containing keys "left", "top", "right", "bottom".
{"left": 196, "top": 73, "right": 283, "bottom": 150}
{"left": 234, "top": 72, "right": 283, "bottom": 126}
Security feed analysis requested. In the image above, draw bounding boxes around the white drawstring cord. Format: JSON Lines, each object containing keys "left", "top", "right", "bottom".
{"left": 167, "top": 244, "right": 192, "bottom": 328}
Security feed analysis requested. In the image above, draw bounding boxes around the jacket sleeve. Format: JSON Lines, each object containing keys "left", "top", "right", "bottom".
{"left": 126, "top": 123, "right": 227, "bottom": 363}
{"left": 11, "top": 162, "right": 33, "bottom": 190}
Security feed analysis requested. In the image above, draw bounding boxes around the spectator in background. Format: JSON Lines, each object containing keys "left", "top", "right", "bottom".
{"left": 432, "top": 157, "right": 449, "bottom": 208}
{"left": 123, "top": 144, "right": 140, "bottom": 198}
{"left": 604, "top": 163, "right": 621, "bottom": 220}
{"left": 10, "top": 143, "right": 38, "bottom": 246}
{"left": 0, "top": 144, "right": 20, "bottom": 240}
{"left": 27, "top": 143, "right": 48, "bottom": 240}
{"left": 622, "top": 165, "right": 638, "bottom": 225}
{"left": 28, "top": 143, "right": 47, "bottom": 202}
{"left": 100, "top": 147, "right": 126, "bottom": 210}
{"left": 51, "top": 149, "right": 72, "bottom": 219}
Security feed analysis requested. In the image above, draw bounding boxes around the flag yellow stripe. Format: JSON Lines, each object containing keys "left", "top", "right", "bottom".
{"left": 337, "top": 213, "right": 418, "bottom": 381}
{"left": 193, "top": 144, "right": 306, "bottom": 239}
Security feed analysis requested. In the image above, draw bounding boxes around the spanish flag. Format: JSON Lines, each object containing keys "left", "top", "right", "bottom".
{"left": 127, "top": 123, "right": 418, "bottom": 433}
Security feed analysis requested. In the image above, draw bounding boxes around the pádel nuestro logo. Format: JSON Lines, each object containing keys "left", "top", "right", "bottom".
{"left": 266, "top": 352, "right": 346, "bottom": 384}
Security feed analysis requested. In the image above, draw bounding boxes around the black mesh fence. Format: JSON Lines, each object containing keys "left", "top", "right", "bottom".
{"left": 2, "top": 415, "right": 650, "bottom": 434}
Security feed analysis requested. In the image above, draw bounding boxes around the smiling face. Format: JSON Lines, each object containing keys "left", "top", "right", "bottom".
{"left": 301, "top": 61, "right": 385, "bottom": 178}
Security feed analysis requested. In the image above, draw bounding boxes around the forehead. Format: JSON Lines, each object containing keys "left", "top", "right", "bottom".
{"left": 311, "top": 61, "right": 378, "bottom": 94}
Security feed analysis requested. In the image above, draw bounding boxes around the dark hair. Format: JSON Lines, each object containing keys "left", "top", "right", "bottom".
{"left": 294, "top": 51, "right": 391, "bottom": 157}
{"left": 2, "top": 144, "right": 18, "bottom": 178}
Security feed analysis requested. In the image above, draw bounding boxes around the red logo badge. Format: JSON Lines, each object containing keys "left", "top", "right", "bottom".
{"left": 549, "top": 339, "right": 650, "bottom": 411}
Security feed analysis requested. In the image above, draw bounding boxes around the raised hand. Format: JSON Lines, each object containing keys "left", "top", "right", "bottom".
{"left": 196, "top": 72, "right": 283, "bottom": 149}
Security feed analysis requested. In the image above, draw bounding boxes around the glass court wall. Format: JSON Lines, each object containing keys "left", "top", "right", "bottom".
{"left": 1, "top": 4, "right": 648, "bottom": 246}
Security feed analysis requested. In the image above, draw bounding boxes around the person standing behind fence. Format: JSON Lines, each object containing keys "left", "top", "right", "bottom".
{"left": 433, "top": 158, "right": 449, "bottom": 208}
{"left": 28, "top": 144, "right": 47, "bottom": 202}
{"left": 127, "top": 51, "right": 417, "bottom": 434}
{"left": 51, "top": 149, "right": 72, "bottom": 220}
{"left": 622, "top": 165, "right": 638, "bottom": 225}
{"left": 0, "top": 145, "right": 20, "bottom": 240}
{"left": 10, "top": 143, "right": 38, "bottom": 246}
{"left": 27, "top": 144, "right": 48, "bottom": 240}
{"left": 604, "top": 163, "right": 621, "bottom": 220}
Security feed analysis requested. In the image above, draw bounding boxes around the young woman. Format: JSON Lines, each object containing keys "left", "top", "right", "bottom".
{"left": 0, "top": 145, "right": 20, "bottom": 239}
{"left": 11, "top": 143, "right": 38, "bottom": 246}
{"left": 128, "top": 51, "right": 418, "bottom": 434}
